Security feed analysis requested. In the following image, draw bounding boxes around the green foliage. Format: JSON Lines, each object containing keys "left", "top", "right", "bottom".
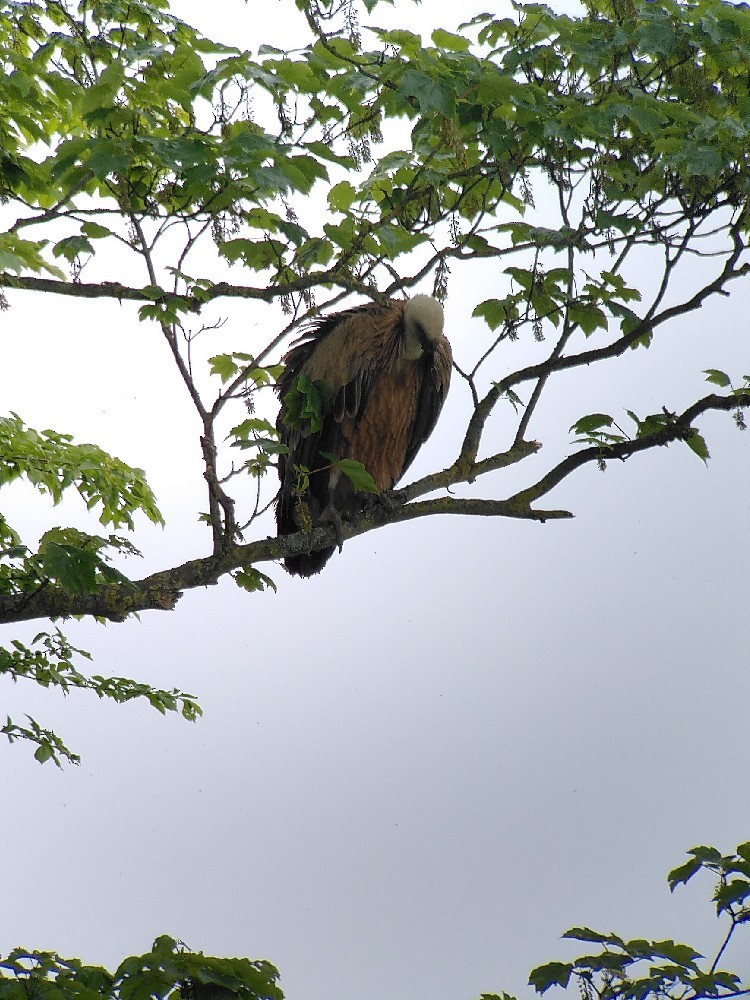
{"left": 0, "top": 0, "right": 749, "bottom": 763}
{"left": 570, "top": 413, "right": 629, "bottom": 448}
{"left": 0, "top": 629, "right": 201, "bottom": 766}
{"left": 280, "top": 374, "right": 333, "bottom": 435}
{"left": 704, "top": 370, "right": 732, "bottom": 389}
{"left": 570, "top": 409, "right": 712, "bottom": 464}
{"left": 233, "top": 568, "right": 278, "bottom": 593}
{"left": 0, "top": 415, "right": 163, "bottom": 530}
{"left": 1, "top": 714, "right": 82, "bottom": 767}
{"left": 529, "top": 842, "right": 750, "bottom": 1000}
{"left": 0, "top": 409, "right": 172, "bottom": 764}
{"left": 320, "top": 453, "right": 379, "bottom": 494}
{"left": 668, "top": 842, "right": 750, "bottom": 918}
{"left": 0, "top": 234, "right": 65, "bottom": 277}
{"left": 0, "top": 936, "right": 282, "bottom": 1000}
{"left": 4, "top": 0, "right": 750, "bottom": 277}
{"left": 36, "top": 527, "right": 135, "bottom": 594}
{"left": 228, "top": 418, "right": 285, "bottom": 481}
{"left": 0, "top": 847, "right": 748, "bottom": 999}
{"left": 0, "top": 524, "right": 143, "bottom": 602}
{"left": 4, "top": 0, "right": 749, "bottom": 318}
{"left": 0, "top": 8, "right": 748, "bottom": 1000}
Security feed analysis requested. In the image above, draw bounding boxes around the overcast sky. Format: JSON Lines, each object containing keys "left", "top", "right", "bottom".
{"left": 2, "top": 4, "right": 750, "bottom": 1000}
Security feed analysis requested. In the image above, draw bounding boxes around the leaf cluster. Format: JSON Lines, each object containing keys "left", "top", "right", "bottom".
{"left": 668, "top": 843, "right": 750, "bottom": 920}
{"left": 0, "top": 414, "right": 163, "bottom": 531}
{"left": 280, "top": 374, "right": 333, "bottom": 435}
{"left": 0, "top": 846, "right": 748, "bottom": 1000}
{"left": 1, "top": 0, "right": 750, "bottom": 762}
{"left": 529, "top": 842, "right": 750, "bottom": 1000}
{"left": 0, "top": 936, "right": 282, "bottom": 1000}
{"left": 1, "top": 629, "right": 201, "bottom": 766}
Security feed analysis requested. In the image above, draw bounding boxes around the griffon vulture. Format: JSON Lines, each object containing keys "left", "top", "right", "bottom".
{"left": 276, "top": 295, "right": 452, "bottom": 576}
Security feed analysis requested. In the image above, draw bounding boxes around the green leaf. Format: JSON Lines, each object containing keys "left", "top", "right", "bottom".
{"left": 208, "top": 354, "right": 239, "bottom": 382}
{"left": 715, "top": 878, "right": 750, "bottom": 913}
{"left": 667, "top": 856, "right": 702, "bottom": 891}
{"left": 33, "top": 742, "right": 55, "bottom": 764}
{"left": 685, "top": 432, "right": 710, "bottom": 463}
{"left": 651, "top": 940, "right": 702, "bottom": 967}
{"left": 611, "top": 303, "right": 643, "bottom": 339}
{"left": 473, "top": 298, "right": 508, "bottom": 331}
{"left": 529, "top": 962, "right": 572, "bottom": 994}
{"left": 229, "top": 418, "right": 277, "bottom": 439}
{"left": 398, "top": 69, "right": 456, "bottom": 117}
{"left": 233, "top": 568, "right": 277, "bottom": 593}
{"left": 704, "top": 369, "right": 731, "bottom": 388}
{"left": 80, "top": 222, "right": 113, "bottom": 239}
{"left": 79, "top": 62, "right": 125, "bottom": 117}
{"left": 501, "top": 388, "right": 524, "bottom": 413}
{"left": 569, "top": 301, "right": 608, "bottom": 336}
{"left": 570, "top": 413, "right": 614, "bottom": 435}
{"left": 562, "top": 928, "right": 617, "bottom": 945}
{"left": 38, "top": 540, "right": 99, "bottom": 594}
{"left": 328, "top": 180, "right": 357, "bottom": 213}
{"left": 295, "top": 237, "right": 333, "bottom": 269}
{"left": 282, "top": 374, "right": 332, "bottom": 434}
{"left": 0, "top": 247, "right": 27, "bottom": 273}
{"left": 431, "top": 28, "right": 471, "bottom": 51}
{"left": 53, "top": 235, "right": 94, "bottom": 261}
{"left": 505, "top": 266, "right": 534, "bottom": 291}
{"left": 307, "top": 140, "right": 354, "bottom": 167}
{"left": 320, "top": 454, "right": 378, "bottom": 494}
{"left": 681, "top": 145, "right": 723, "bottom": 178}
{"left": 688, "top": 845, "right": 723, "bottom": 864}
{"left": 85, "top": 138, "right": 132, "bottom": 179}
{"left": 0, "top": 234, "right": 66, "bottom": 278}
{"left": 690, "top": 971, "right": 742, "bottom": 995}
{"left": 373, "top": 28, "right": 421, "bottom": 53}
{"left": 273, "top": 59, "right": 319, "bottom": 93}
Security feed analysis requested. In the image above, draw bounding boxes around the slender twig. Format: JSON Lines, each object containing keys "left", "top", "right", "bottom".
{"left": 459, "top": 244, "right": 750, "bottom": 468}
{"left": 508, "top": 391, "right": 750, "bottom": 508}
{"left": 710, "top": 919, "right": 737, "bottom": 976}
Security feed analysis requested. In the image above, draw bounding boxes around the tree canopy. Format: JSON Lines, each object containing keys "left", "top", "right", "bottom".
{"left": 2, "top": 842, "right": 750, "bottom": 1000}
{"left": 1, "top": 0, "right": 749, "bottom": 763}
{"left": 2, "top": 3, "right": 749, "bottom": 1000}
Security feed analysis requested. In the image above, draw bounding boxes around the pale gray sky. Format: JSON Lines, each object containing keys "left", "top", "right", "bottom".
{"left": 2, "top": 4, "right": 749, "bottom": 1000}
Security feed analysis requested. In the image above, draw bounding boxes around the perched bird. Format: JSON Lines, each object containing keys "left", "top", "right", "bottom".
{"left": 276, "top": 294, "right": 452, "bottom": 576}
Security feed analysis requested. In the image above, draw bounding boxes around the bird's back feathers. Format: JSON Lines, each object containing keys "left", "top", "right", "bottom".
{"left": 276, "top": 297, "right": 451, "bottom": 576}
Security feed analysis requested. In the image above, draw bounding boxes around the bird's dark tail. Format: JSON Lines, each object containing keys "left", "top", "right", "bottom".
{"left": 276, "top": 492, "right": 338, "bottom": 577}
{"left": 283, "top": 548, "right": 335, "bottom": 577}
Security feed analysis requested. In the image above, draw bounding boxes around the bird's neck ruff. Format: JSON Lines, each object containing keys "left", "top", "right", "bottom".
{"left": 401, "top": 319, "right": 425, "bottom": 361}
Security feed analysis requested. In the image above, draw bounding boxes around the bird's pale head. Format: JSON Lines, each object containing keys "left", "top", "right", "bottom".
{"left": 402, "top": 295, "right": 445, "bottom": 361}
{"left": 405, "top": 294, "right": 445, "bottom": 342}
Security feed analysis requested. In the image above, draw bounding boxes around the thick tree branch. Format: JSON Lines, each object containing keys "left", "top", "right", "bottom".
{"left": 0, "top": 495, "right": 570, "bottom": 625}
{"left": 0, "top": 274, "right": 318, "bottom": 307}
{"left": 1, "top": 393, "right": 745, "bottom": 626}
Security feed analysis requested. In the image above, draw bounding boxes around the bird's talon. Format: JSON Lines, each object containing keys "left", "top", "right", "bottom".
{"left": 319, "top": 505, "right": 345, "bottom": 552}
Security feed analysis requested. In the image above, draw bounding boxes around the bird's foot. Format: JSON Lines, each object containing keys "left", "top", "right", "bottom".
{"left": 318, "top": 504, "right": 345, "bottom": 552}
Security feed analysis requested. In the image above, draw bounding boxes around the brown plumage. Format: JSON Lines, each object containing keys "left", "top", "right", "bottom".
{"left": 276, "top": 295, "right": 452, "bottom": 576}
